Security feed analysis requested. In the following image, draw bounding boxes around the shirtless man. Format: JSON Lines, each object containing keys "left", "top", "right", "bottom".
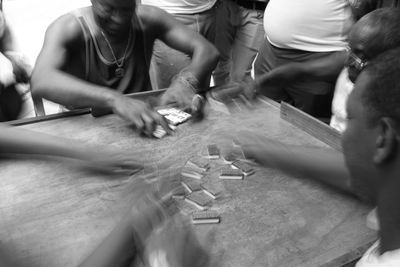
{"left": 31, "top": 0, "right": 219, "bottom": 136}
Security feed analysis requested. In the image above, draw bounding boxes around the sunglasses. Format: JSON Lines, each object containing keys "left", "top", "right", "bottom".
{"left": 347, "top": 51, "right": 368, "bottom": 72}
{"left": 345, "top": 46, "right": 369, "bottom": 82}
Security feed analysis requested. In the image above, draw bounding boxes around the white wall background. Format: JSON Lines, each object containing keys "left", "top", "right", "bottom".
{"left": 2, "top": 0, "right": 90, "bottom": 116}
{"left": 3, "top": 0, "right": 90, "bottom": 66}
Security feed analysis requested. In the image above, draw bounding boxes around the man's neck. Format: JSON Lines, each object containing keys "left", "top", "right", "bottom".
{"left": 102, "top": 28, "right": 131, "bottom": 44}
{"left": 377, "top": 175, "right": 400, "bottom": 254}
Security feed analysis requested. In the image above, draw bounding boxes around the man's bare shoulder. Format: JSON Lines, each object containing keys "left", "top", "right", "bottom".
{"left": 45, "top": 12, "right": 84, "bottom": 45}
{"left": 136, "top": 4, "right": 170, "bottom": 28}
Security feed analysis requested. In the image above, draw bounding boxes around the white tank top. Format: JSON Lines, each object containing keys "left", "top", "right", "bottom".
{"left": 141, "top": 0, "right": 217, "bottom": 14}
{"left": 264, "top": 0, "right": 353, "bottom": 52}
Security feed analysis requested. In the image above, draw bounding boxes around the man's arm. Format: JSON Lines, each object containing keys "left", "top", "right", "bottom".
{"left": 138, "top": 6, "right": 219, "bottom": 113}
{"left": 79, "top": 192, "right": 175, "bottom": 267}
{"left": 0, "top": 124, "right": 101, "bottom": 158}
{"left": 139, "top": 6, "right": 219, "bottom": 89}
{"left": 0, "top": 125, "right": 142, "bottom": 173}
{"left": 238, "top": 133, "right": 353, "bottom": 194}
{"left": 31, "top": 14, "right": 169, "bottom": 135}
{"left": 210, "top": 50, "right": 347, "bottom": 103}
{"left": 257, "top": 50, "right": 348, "bottom": 90}
{"left": 31, "top": 14, "right": 119, "bottom": 110}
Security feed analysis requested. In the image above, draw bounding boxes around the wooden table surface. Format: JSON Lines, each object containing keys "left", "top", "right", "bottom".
{"left": 0, "top": 97, "right": 376, "bottom": 267}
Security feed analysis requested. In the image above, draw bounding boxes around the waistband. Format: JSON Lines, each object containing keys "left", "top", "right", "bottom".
{"left": 232, "top": 0, "right": 268, "bottom": 10}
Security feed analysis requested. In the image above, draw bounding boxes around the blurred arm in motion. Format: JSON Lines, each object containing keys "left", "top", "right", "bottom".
{"left": 0, "top": 124, "right": 142, "bottom": 173}
{"left": 237, "top": 131, "right": 352, "bottom": 194}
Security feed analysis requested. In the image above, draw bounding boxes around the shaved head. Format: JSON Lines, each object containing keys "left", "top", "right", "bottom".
{"left": 349, "top": 8, "right": 400, "bottom": 58}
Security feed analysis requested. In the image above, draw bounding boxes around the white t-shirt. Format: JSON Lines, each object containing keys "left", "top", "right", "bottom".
{"left": 264, "top": 0, "right": 353, "bottom": 52}
{"left": 330, "top": 68, "right": 354, "bottom": 133}
{"left": 356, "top": 241, "right": 400, "bottom": 267}
{"left": 355, "top": 208, "right": 400, "bottom": 267}
{"left": 140, "top": 0, "right": 217, "bottom": 14}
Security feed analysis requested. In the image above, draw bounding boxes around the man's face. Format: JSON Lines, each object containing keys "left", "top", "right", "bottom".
{"left": 91, "top": 0, "right": 135, "bottom": 36}
{"left": 341, "top": 72, "right": 380, "bottom": 202}
{"left": 346, "top": 24, "right": 375, "bottom": 83}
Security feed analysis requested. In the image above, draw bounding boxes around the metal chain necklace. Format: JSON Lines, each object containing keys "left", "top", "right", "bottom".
{"left": 100, "top": 28, "right": 133, "bottom": 78}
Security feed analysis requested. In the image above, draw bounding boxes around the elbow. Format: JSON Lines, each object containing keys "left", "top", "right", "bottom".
{"left": 30, "top": 69, "right": 50, "bottom": 99}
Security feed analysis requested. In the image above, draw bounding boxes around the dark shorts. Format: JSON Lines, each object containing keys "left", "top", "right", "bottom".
{"left": 254, "top": 40, "right": 339, "bottom": 117}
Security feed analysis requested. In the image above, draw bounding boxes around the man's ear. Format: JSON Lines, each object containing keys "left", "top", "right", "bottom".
{"left": 373, "top": 117, "right": 398, "bottom": 164}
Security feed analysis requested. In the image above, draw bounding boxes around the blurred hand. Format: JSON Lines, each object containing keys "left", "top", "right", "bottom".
{"left": 144, "top": 216, "right": 212, "bottom": 267}
{"left": 211, "top": 63, "right": 304, "bottom": 106}
{"left": 5, "top": 51, "right": 32, "bottom": 84}
{"left": 160, "top": 83, "right": 205, "bottom": 118}
{"left": 261, "top": 63, "right": 303, "bottom": 87}
{"left": 236, "top": 131, "right": 277, "bottom": 165}
{"left": 78, "top": 148, "right": 144, "bottom": 175}
{"left": 211, "top": 78, "right": 257, "bottom": 106}
{"left": 130, "top": 196, "right": 168, "bottom": 241}
{"left": 129, "top": 188, "right": 179, "bottom": 244}
{"left": 110, "top": 95, "right": 171, "bottom": 137}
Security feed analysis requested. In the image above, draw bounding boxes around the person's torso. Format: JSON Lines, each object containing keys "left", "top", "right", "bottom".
{"left": 65, "top": 7, "right": 152, "bottom": 94}
{"left": 264, "top": 0, "right": 353, "bottom": 52}
{"left": 356, "top": 240, "right": 400, "bottom": 267}
{"left": 141, "top": 0, "right": 217, "bottom": 14}
{"left": 355, "top": 209, "right": 400, "bottom": 267}
{"left": 330, "top": 68, "right": 354, "bottom": 132}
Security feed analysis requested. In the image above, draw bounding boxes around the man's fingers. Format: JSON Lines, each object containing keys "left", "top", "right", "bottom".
{"left": 222, "top": 83, "right": 242, "bottom": 93}
{"left": 166, "top": 94, "right": 191, "bottom": 113}
{"left": 133, "top": 117, "right": 145, "bottom": 134}
{"left": 182, "top": 104, "right": 193, "bottom": 114}
{"left": 174, "top": 96, "right": 187, "bottom": 110}
{"left": 160, "top": 92, "right": 178, "bottom": 107}
{"left": 153, "top": 112, "right": 172, "bottom": 134}
{"left": 118, "top": 104, "right": 144, "bottom": 131}
{"left": 225, "top": 86, "right": 243, "bottom": 96}
{"left": 242, "top": 85, "right": 256, "bottom": 100}
{"left": 141, "top": 112, "right": 157, "bottom": 136}
{"left": 159, "top": 93, "right": 168, "bottom": 106}
{"left": 238, "top": 93, "right": 254, "bottom": 109}
{"left": 191, "top": 94, "right": 205, "bottom": 119}
{"left": 146, "top": 96, "right": 160, "bottom": 108}
{"left": 211, "top": 85, "right": 242, "bottom": 102}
